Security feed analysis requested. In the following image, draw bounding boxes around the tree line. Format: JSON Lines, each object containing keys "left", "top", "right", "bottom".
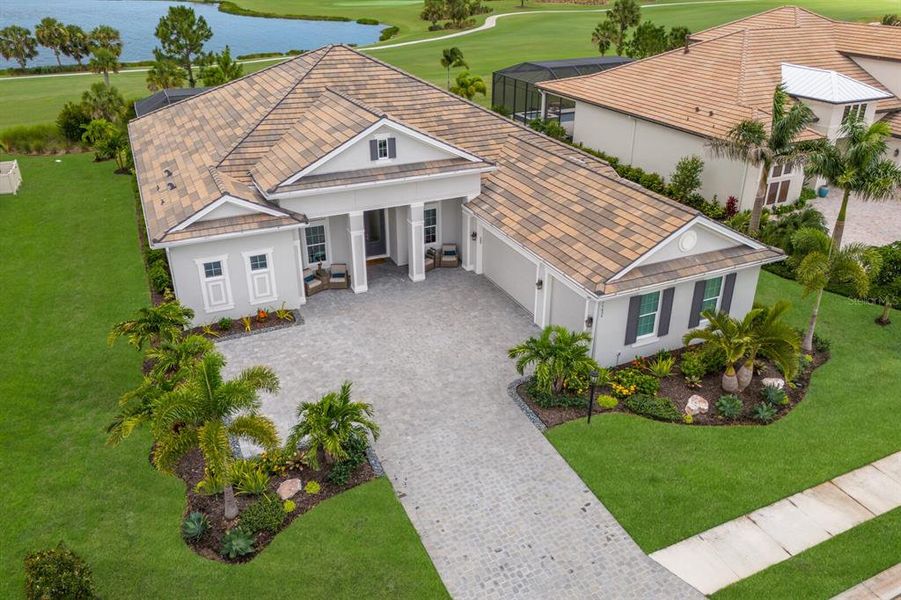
{"left": 591, "top": 0, "right": 691, "bottom": 59}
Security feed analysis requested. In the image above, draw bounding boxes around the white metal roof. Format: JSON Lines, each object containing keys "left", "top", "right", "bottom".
{"left": 781, "top": 63, "right": 893, "bottom": 104}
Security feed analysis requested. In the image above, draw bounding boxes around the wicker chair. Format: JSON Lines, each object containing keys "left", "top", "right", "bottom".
{"left": 439, "top": 243, "right": 459, "bottom": 268}
{"left": 329, "top": 263, "right": 350, "bottom": 289}
{"left": 424, "top": 247, "right": 437, "bottom": 272}
{"left": 303, "top": 267, "right": 326, "bottom": 296}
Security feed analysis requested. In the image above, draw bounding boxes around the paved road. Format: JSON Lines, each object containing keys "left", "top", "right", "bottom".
{"left": 218, "top": 265, "right": 700, "bottom": 599}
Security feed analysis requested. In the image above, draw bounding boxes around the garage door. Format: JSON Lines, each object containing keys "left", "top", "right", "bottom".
{"left": 549, "top": 274, "right": 586, "bottom": 332}
{"left": 482, "top": 229, "right": 536, "bottom": 314}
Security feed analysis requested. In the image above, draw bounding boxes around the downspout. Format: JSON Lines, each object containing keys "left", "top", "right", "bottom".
{"left": 629, "top": 116, "right": 638, "bottom": 165}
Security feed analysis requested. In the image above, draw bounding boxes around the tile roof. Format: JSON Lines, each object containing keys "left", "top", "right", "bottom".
{"left": 129, "top": 45, "right": 770, "bottom": 293}
{"left": 884, "top": 111, "right": 901, "bottom": 139}
{"left": 539, "top": 7, "right": 901, "bottom": 140}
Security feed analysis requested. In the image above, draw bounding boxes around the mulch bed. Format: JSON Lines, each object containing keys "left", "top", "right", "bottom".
{"left": 517, "top": 348, "right": 829, "bottom": 429}
{"left": 173, "top": 449, "right": 374, "bottom": 563}
{"left": 185, "top": 310, "right": 301, "bottom": 341}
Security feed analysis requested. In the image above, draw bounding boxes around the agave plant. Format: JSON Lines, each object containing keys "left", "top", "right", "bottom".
{"left": 683, "top": 311, "right": 753, "bottom": 392}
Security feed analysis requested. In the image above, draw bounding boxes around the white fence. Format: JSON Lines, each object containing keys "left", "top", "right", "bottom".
{"left": 0, "top": 160, "right": 22, "bottom": 195}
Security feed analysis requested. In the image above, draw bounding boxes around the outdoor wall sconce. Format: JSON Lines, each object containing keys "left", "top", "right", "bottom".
{"left": 535, "top": 279, "right": 543, "bottom": 290}
{"left": 585, "top": 315, "right": 594, "bottom": 329}
{"left": 470, "top": 231, "right": 478, "bottom": 241}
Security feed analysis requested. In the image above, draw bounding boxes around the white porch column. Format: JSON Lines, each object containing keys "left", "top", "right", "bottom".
{"left": 347, "top": 211, "right": 368, "bottom": 293}
{"left": 407, "top": 202, "right": 425, "bottom": 282}
{"left": 534, "top": 264, "right": 548, "bottom": 327}
{"left": 293, "top": 239, "right": 307, "bottom": 305}
{"left": 474, "top": 221, "right": 484, "bottom": 275}
{"left": 462, "top": 212, "right": 476, "bottom": 271}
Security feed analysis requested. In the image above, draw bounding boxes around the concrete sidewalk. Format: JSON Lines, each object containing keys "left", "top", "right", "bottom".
{"left": 832, "top": 563, "right": 901, "bottom": 600}
{"left": 650, "top": 452, "right": 901, "bottom": 595}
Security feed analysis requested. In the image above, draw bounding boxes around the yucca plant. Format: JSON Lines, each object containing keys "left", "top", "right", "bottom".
{"left": 287, "top": 381, "right": 379, "bottom": 470}
{"left": 182, "top": 511, "right": 209, "bottom": 541}
{"left": 508, "top": 325, "right": 601, "bottom": 394}
{"left": 108, "top": 295, "right": 194, "bottom": 350}
{"left": 737, "top": 301, "right": 800, "bottom": 389}
{"left": 152, "top": 352, "right": 280, "bottom": 519}
{"left": 683, "top": 311, "right": 753, "bottom": 392}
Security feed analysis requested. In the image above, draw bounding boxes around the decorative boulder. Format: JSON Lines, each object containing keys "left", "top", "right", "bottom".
{"left": 685, "top": 395, "right": 708, "bottom": 415}
{"left": 761, "top": 377, "right": 785, "bottom": 390}
{"left": 277, "top": 478, "right": 302, "bottom": 500}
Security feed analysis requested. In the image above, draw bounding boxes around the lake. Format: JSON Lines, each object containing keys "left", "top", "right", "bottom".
{"left": 0, "top": 0, "right": 384, "bottom": 68}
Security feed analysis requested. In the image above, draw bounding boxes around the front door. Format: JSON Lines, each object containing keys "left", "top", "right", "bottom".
{"left": 364, "top": 209, "right": 387, "bottom": 257}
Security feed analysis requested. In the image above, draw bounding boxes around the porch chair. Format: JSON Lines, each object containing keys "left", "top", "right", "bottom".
{"left": 439, "top": 243, "right": 459, "bottom": 268}
{"left": 303, "top": 267, "right": 325, "bottom": 296}
{"left": 424, "top": 247, "right": 437, "bottom": 272}
{"left": 329, "top": 263, "right": 350, "bottom": 289}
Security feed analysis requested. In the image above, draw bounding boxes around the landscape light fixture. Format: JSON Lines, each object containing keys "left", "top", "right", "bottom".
{"left": 586, "top": 370, "right": 599, "bottom": 424}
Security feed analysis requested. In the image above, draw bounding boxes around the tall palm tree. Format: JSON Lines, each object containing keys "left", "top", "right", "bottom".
{"left": 440, "top": 47, "right": 468, "bottom": 89}
{"left": 806, "top": 116, "right": 901, "bottom": 248}
{"left": 790, "top": 228, "right": 882, "bottom": 352}
{"left": 108, "top": 297, "right": 194, "bottom": 350}
{"left": 35, "top": 17, "right": 68, "bottom": 67}
{"left": 288, "top": 381, "right": 379, "bottom": 470}
{"left": 683, "top": 311, "right": 753, "bottom": 392}
{"left": 736, "top": 301, "right": 800, "bottom": 389}
{"left": 88, "top": 25, "right": 122, "bottom": 55}
{"left": 591, "top": 19, "right": 618, "bottom": 55}
{"left": 508, "top": 325, "right": 601, "bottom": 394}
{"left": 608, "top": 0, "right": 641, "bottom": 54}
{"left": 88, "top": 47, "right": 119, "bottom": 87}
{"left": 146, "top": 58, "right": 186, "bottom": 92}
{"left": 63, "top": 25, "right": 90, "bottom": 66}
{"left": 708, "top": 85, "right": 819, "bottom": 235}
{"left": 152, "top": 352, "right": 280, "bottom": 519}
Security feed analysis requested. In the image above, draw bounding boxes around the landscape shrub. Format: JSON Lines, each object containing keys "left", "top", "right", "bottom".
{"left": 715, "top": 394, "right": 742, "bottom": 420}
{"left": 647, "top": 352, "right": 675, "bottom": 378}
{"left": 147, "top": 261, "right": 172, "bottom": 294}
{"left": 356, "top": 17, "right": 379, "bottom": 25}
{"left": 0, "top": 124, "right": 73, "bottom": 154}
{"left": 217, "top": 317, "right": 233, "bottom": 331}
{"left": 182, "top": 512, "right": 210, "bottom": 540}
{"left": 698, "top": 343, "right": 727, "bottom": 375}
{"left": 752, "top": 402, "right": 777, "bottom": 423}
{"left": 326, "top": 433, "right": 368, "bottom": 485}
{"left": 379, "top": 25, "right": 399, "bottom": 41}
{"left": 24, "top": 542, "right": 97, "bottom": 600}
{"left": 239, "top": 493, "right": 285, "bottom": 534}
{"left": 305, "top": 480, "right": 321, "bottom": 495}
{"left": 56, "top": 101, "right": 92, "bottom": 144}
{"left": 624, "top": 394, "right": 681, "bottom": 422}
{"left": 668, "top": 155, "right": 704, "bottom": 200}
{"left": 679, "top": 351, "right": 705, "bottom": 380}
{"left": 527, "top": 378, "right": 585, "bottom": 408}
{"left": 232, "top": 459, "right": 271, "bottom": 495}
{"left": 760, "top": 384, "right": 788, "bottom": 406}
{"left": 596, "top": 394, "right": 619, "bottom": 409}
{"left": 611, "top": 368, "right": 659, "bottom": 399}
{"left": 220, "top": 528, "right": 255, "bottom": 559}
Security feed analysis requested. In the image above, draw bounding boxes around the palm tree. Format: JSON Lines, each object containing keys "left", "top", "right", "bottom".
{"left": 287, "top": 381, "right": 379, "bottom": 470}
{"left": 81, "top": 82, "right": 125, "bottom": 121}
{"left": 88, "top": 47, "right": 119, "bottom": 87}
{"left": 199, "top": 46, "right": 243, "bottom": 87}
{"left": 108, "top": 297, "right": 194, "bottom": 350}
{"left": 708, "top": 85, "right": 819, "bottom": 235}
{"left": 759, "top": 207, "right": 827, "bottom": 257}
{"left": 608, "top": 0, "right": 641, "bottom": 54}
{"left": 35, "top": 18, "right": 68, "bottom": 67}
{"left": 63, "top": 25, "right": 90, "bottom": 66}
{"left": 450, "top": 71, "right": 486, "bottom": 101}
{"left": 88, "top": 25, "right": 122, "bottom": 55}
{"left": 440, "top": 47, "right": 467, "bottom": 89}
{"left": 683, "top": 311, "right": 753, "bottom": 392}
{"left": 591, "top": 19, "right": 618, "bottom": 55}
{"left": 791, "top": 227, "right": 882, "bottom": 352}
{"left": 152, "top": 352, "right": 280, "bottom": 519}
{"left": 806, "top": 116, "right": 901, "bottom": 248}
{"left": 146, "top": 58, "right": 186, "bottom": 92}
{"left": 508, "top": 325, "right": 601, "bottom": 394}
{"left": 736, "top": 301, "right": 800, "bottom": 389}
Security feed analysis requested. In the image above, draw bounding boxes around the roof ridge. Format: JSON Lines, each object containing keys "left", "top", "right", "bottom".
{"left": 322, "top": 87, "right": 386, "bottom": 118}
{"left": 737, "top": 29, "right": 750, "bottom": 104}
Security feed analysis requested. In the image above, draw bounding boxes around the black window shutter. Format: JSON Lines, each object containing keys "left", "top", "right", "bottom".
{"left": 624, "top": 295, "right": 641, "bottom": 345}
{"left": 720, "top": 273, "right": 737, "bottom": 315}
{"left": 688, "top": 280, "right": 706, "bottom": 328}
{"left": 387, "top": 137, "right": 397, "bottom": 158}
{"left": 657, "top": 287, "right": 675, "bottom": 337}
{"left": 369, "top": 139, "right": 378, "bottom": 161}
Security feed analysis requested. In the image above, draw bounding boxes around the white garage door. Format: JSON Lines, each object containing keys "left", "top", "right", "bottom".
{"left": 482, "top": 229, "right": 536, "bottom": 314}
{"left": 549, "top": 274, "right": 586, "bottom": 332}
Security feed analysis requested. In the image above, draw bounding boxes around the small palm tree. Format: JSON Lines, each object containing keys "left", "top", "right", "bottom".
{"left": 806, "top": 116, "right": 901, "bottom": 248}
{"left": 288, "top": 381, "right": 379, "bottom": 470}
{"left": 759, "top": 207, "right": 827, "bottom": 257}
{"left": 591, "top": 19, "right": 619, "bottom": 55}
{"left": 108, "top": 297, "right": 194, "bottom": 350}
{"left": 89, "top": 47, "right": 120, "bottom": 87}
{"left": 708, "top": 85, "right": 819, "bottom": 235}
{"left": 152, "top": 352, "right": 280, "bottom": 519}
{"left": 791, "top": 228, "right": 881, "bottom": 352}
{"left": 146, "top": 58, "right": 186, "bottom": 92}
{"left": 440, "top": 47, "right": 468, "bottom": 89}
{"left": 683, "top": 311, "right": 753, "bottom": 392}
{"left": 508, "top": 325, "right": 600, "bottom": 394}
{"left": 450, "top": 71, "right": 486, "bottom": 101}
{"left": 737, "top": 301, "right": 800, "bottom": 389}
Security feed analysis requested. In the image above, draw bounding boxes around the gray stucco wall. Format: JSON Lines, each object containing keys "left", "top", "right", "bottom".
{"left": 168, "top": 229, "right": 304, "bottom": 326}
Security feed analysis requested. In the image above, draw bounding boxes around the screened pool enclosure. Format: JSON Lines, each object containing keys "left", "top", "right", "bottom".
{"left": 491, "top": 57, "right": 631, "bottom": 131}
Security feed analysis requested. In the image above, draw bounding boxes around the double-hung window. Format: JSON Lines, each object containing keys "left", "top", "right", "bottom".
{"left": 305, "top": 224, "right": 328, "bottom": 264}
{"left": 376, "top": 138, "right": 389, "bottom": 159}
{"left": 842, "top": 103, "right": 867, "bottom": 125}
{"left": 700, "top": 277, "right": 723, "bottom": 314}
{"left": 635, "top": 291, "right": 661, "bottom": 338}
{"left": 424, "top": 207, "right": 438, "bottom": 245}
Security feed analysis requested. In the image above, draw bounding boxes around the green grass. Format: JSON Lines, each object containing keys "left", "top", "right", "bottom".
{"left": 2, "top": 0, "right": 893, "bottom": 129}
{"left": 713, "top": 508, "right": 901, "bottom": 600}
{"left": 547, "top": 270, "right": 901, "bottom": 553}
{"left": 0, "top": 154, "right": 447, "bottom": 599}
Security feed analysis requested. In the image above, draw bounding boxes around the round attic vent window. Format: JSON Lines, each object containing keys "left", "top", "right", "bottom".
{"left": 679, "top": 230, "right": 698, "bottom": 252}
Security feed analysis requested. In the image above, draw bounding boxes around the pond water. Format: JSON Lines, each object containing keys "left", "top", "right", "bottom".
{"left": 0, "top": 0, "right": 383, "bottom": 68}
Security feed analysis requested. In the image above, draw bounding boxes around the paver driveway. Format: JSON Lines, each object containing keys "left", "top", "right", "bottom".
{"left": 218, "top": 265, "right": 700, "bottom": 599}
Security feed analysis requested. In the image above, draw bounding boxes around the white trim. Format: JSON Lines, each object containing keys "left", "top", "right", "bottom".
{"left": 155, "top": 222, "right": 305, "bottom": 249}
{"left": 194, "top": 254, "right": 234, "bottom": 313}
{"left": 301, "top": 219, "right": 332, "bottom": 268}
{"left": 278, "top": 118, "right": 487, "bottom": 188}
{"left": 423, "top": 202, "right": 441, "bottom": 249}
{"left": 241, "top": 248, "right": 278, "bottom": 306}
{"left": 293, "top": 240, "right": 307, "bottom": 305}
{"left": 608, "top": 216, "right": 766, "bottom": 283}
{"left": 170, "top": 195, "right": 288, "bottom": 233}
{"left": 634, "top": 289, "right": 663, "bottom": 342}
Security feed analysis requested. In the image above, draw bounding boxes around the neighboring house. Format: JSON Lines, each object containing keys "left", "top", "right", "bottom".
{"left": 133, "top": 87, "right": 211, "bottom": 118}
{"left": 539, "top": 7, "right": 901, "bottom": 211}
{"left": 128, "top": 45, "right": 782, "bottom": 366}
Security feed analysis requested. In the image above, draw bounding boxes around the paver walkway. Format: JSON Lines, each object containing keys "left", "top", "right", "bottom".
{"left": 651, "top": 451, "right": 901, "bottom": 595}
{"left": 811, "top": 191, "right": 901, "bottom": 248}
{"left": 832, "top": 563, "right": 901, "bottom": 600}
{"left": 218, "top": 265, "right": 699, "bottom": 599}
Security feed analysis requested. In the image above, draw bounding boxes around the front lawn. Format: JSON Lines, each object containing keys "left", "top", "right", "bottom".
{"left": 0, "top": 154, "right": 447, "bottom": 598}
{"left": 547, "top": 270, "right": 901, "bottom": 552}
